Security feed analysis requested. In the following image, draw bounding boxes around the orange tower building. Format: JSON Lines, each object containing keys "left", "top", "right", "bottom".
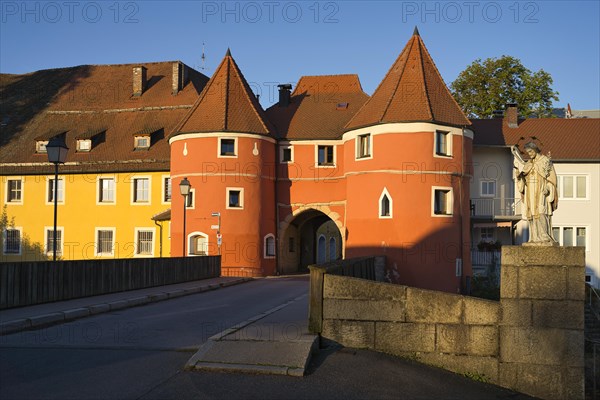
{"left": 169, "top": 29, "right": 474, "bottom": 292}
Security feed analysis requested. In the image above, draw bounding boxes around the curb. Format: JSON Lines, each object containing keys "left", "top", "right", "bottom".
{"left": 0, "top": 278, "right": 253, "bottom": 336}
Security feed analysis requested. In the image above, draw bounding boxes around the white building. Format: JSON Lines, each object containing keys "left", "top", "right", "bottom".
{"left": 470, "top": 105, "right": 600, "bottom": 288}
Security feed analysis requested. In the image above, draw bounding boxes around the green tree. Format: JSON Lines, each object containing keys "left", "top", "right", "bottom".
{"left": 450, "top": 56, "right": 559, "bottom": 119}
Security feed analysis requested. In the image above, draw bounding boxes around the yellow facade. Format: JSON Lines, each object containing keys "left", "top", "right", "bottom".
{"left": 0, "top": 171, "right": 171, "bottom": 261}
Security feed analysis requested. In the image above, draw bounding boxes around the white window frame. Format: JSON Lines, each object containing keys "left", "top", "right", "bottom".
{"left": 552, "top": 225, "right": 590, "bottom": 251}
{"left": 44, "top": 226, "right": 64, "bottom": 256}
{"left": 131, "top": 176, "right": 151, "bottom": 205}
{"left": 95, "top": 227, "right": 116, "bottom": 257}
{"left": 355, "top": 133, "right": 373, "bottom": 160}
{"left": 97, "top": 176, "right": 116, "bottom": 205}
{"left": 279, "top": 145, "right": 294, "bottom": 163}
{"left": 558, "top": 174, "right": 589, "bottom": 200}
{"left": 264, "top": 234, "right": 276, "bottom": 259}
{"left": 45, "top": 176, "right": 65, "bottom": 205}
{"left": 226, "top": 187, "right": 244, "bottom": 210}
{"left": 378, "top": 187, "right": 393, "bottom": 219}
{"left": 134, "top": 135, "right": 151, "bottom": 150}
{"left": 36, "top": 140, "right": 49, "bottom": 154}
{"left": 188, "top": 231, "right": 209, "bottom": 256}
{"left": 480, "top": 180, "right": 496, "bottom": 198}
{"left": 184, "top": 188, "right": 196, "bottom": 209}
{"left": 134, "top": 228, "right": 155, "bottom": 257}
{"left": 218, "top": 137, "right": 238, "bottom": 158}
{"left": 77, "top": 139, "right": 92, "bottom": 152}
{"left": 432, "top": 186, "right": 454, "bottom": 217}
{"left": 162, "top": 175, "right": 172, "bottom": 204}
{"left": 480, "top": 227, "right": 495, "bottom": 242}
{"left": 315, "top": 144, "right": 336, "bottom": 168}
{"left": 3, "top": 227, "right": 22, "bottom": 255}
{"left": 5, "top": 177, "right": 23, "bottom": 205}
{"left": 434, "top": 130, "right": 452, "bottom": 158}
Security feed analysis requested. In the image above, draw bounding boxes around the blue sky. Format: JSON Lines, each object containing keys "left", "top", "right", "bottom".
{"left": 1, "top": 1, "right": 599, "bottom": 109}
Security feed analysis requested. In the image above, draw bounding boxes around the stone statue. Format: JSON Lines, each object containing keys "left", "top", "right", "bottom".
{"left": 511, "top": 142, "right": 558, "bottom": 245}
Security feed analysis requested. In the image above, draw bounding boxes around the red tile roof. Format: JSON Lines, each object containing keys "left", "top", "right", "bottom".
{"left": 172, "top": 50, "right": 274, "bottom": 137}
{"left": 346, "top": 30, "right": 470, "bottom": 130}
{"left": 0, "top": 62, "right": 208, "bottom": 174}
{"left": 265, "top": 74, "right": 369, "bottom": 140}
{"left": 471, "top": 118, "right": 600, "bottom": 161}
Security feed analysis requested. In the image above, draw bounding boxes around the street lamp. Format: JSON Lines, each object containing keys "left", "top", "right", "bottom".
{"left": 179, "top": 177, "right": 191, "bottom": 257}
{"left": 46, "top": 135, "right": 69, "bottom": 262}
{"left": 211, "top": 212, "right": 221, "bottom": 255}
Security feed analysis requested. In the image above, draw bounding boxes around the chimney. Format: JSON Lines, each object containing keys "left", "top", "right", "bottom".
{"left": 133, "top": 66, "right": 147, "bottom": 97}
{"left": 172, "top": 62, "right": 189, "bottom": 95}
{"left": 278, "top": 84, "right": 292, "bottom": 107}
{"left": 505, "top": 103, "right": 519, "bottom": 128}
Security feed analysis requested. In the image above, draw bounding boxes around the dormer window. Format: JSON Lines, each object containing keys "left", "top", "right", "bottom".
{"left": 36, "top": 141, "right": 49, "bottom": 153}
{"left": 135, "top": 136, "right": 150, "bottom": 150}
{"left": 77, "top": 139, "right": 92, "bottom": 152}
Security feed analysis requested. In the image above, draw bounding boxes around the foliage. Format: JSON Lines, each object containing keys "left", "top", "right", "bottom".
{"left": 451, "top": 55, "right": 559, "bottom": 119}
{"left": 470, "top": 275, "right": 500, "bottom": 301}
{"left": 476, "top": 240, "right": 502, "bottom": 252}
{"left": 462, "top": 371, "right": 490, "bottom": 383}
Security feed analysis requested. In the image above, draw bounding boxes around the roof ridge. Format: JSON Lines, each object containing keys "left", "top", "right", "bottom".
{"left": 416, "top": 37, "right": 434, "bottom": 121}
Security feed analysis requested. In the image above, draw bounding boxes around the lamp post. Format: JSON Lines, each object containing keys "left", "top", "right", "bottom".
{"left": 211, "top": 212, "right": 221, "bottom": 255}
{"left": 46, "top": 136, "right": 69, "bottom": 262}
{"left": 179, "top": 177, "right": 191, "bottom": 257}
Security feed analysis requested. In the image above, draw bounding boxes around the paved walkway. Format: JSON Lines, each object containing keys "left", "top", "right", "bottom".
{"left": 0, "top": 276, "right": 252, "bottom": 335}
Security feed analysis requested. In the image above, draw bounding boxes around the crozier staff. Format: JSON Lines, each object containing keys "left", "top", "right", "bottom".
{"left": 512, "top": 142, "right": 558, "bottom": 244}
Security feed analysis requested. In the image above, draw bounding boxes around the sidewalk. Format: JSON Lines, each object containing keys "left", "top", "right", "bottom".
{"left": 0, "top": 276, "right": 253, "bottom": 336}
{"left": 185, "top": 292, "right": 318, "bottom": 376}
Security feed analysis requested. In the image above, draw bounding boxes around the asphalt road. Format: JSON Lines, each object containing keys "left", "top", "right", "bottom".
{"left": 0, "top": 276, "right": 535, "bottom": 400}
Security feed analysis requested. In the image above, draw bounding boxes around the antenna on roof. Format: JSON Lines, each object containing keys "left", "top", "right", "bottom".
{"left": 201, "top": 42, "right": 206, "bottom": 71}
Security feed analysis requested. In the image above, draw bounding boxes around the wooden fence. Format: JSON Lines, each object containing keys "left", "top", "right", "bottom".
{"left": 0, "top": 256, "right": 220, "bottom": 309}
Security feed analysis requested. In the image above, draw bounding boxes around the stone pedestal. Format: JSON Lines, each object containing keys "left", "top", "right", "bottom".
{"left": 499, "top": 246, "right": 585, "bottom": 400}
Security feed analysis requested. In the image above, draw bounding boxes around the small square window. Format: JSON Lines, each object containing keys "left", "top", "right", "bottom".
{"left": 357, "top": 134, "right": 371, "bottom": 159}
{"left": 7, "top": 179, "right": 22, "bottom": 202}
{"left": 3, "top": 229, "right": 21, "bottom": 254}
{"left": 220, "top": 139, "right": 236, "bottom": 156}
{"left": 229, "top": 190, "right": 241, "bottom": 208}
{"left": 481, "top": 181, "right": 496, "bottom": 197}
{"left": 317, "top": 145, "right": 334, "bottom": 166}
{"left": 135, "top": 136, "right": 150, "bottom": 149}
{"left": 77, "top": 139, "right": 92, "bottom": 152}
{"left": 281, "top": 147, "right": 292, "bottom": 162}
{"left": 434, "top": 189, "right": 452, "bottom": 216}
{"left": 435, "top": 131, "right": 450, "bottom": 156}
{"left": 36, "top": 141, "right": 48, "bottom": 153}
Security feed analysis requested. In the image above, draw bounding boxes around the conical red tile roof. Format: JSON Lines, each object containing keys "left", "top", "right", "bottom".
{"left": 346, "top": 29, "right": 470, "bottom": 130}
{"left": 172, "top": 50, "right": 273, "bottom": 137}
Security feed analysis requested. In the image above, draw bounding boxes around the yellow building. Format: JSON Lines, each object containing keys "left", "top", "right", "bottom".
{"left": 0, "top": 61, "right": 208, "bottom": 261}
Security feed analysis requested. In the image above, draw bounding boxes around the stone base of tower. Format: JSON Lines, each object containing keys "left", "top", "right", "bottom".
{"left": 499, "top": 246, "right": 585, "bottom": 400}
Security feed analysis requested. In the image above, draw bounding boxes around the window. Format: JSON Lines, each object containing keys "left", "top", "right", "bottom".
{"left": 47, "top": 178, "right": 64, "bottom": 203}
{"left": 45, "top": 228, "right": 63, "bottom": 256}
{"left": 191, "top": 233, "right": 208, "bottom": 256}
{"left": 219, "top": 138, "right": 236, "bottom": 157}
{"left": 280, "top": 146, "right": 293, "bottom": 163}
{"left": 133, "top": 178, "right": 150, "bottom": 203}
{"left": 433, "top": 188, "right": 453, "bottom": 216}
{"left": 36, "top": 140, "right": 48, "bottom": 153}
{"left": 3, "top": 228, "right": 21, "bottom": 254}
{"left": 77, "top": 139, "right": 92, "bottom": 152}
{"left": 559, "top": 175, "right": 588, "bottom": 199}
{"left": 227, "top": 188, "right": 243, "bottom": 209}
{"left": 99, "top": 178, "right": 115, "bottom": 203}
{"left": 7, "top": 179, "right": 22, "bottom": 203}
{"left": 480, "top": 227, "right": 494, "bottom": 242}
{"left": 435, "top": 131, "right": 450, "bottom": 156}
{"left": 163, "top": 177, "right": 172, "bottom": 203}
{"left": 96, "top": 229, "right": 114, "bottom": 256}
{"left": 553, "top": 226, "right": 587, "bottom": 249}
{"left": 480, "top": 180, "right": 496, "bottom": 197}
{"left": 379, "top": 188, "right": 392, "bottom": 218}
{"left": 134, "top": 136, "right": 150, "bottom": 149}
{"left": 264, "top": 234, "right": 275, "bottom": 258}
{"left": 317, "top": 145, "right": 334, "bottom": 166}
{"left": 136, "top": 230, "right": 154, "bottom": 256}
{"left": 356, "top": 134, "right": 371, "bottom": 159}
{"left": 329, "top": 237, "right": 337, "bottom": 261}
